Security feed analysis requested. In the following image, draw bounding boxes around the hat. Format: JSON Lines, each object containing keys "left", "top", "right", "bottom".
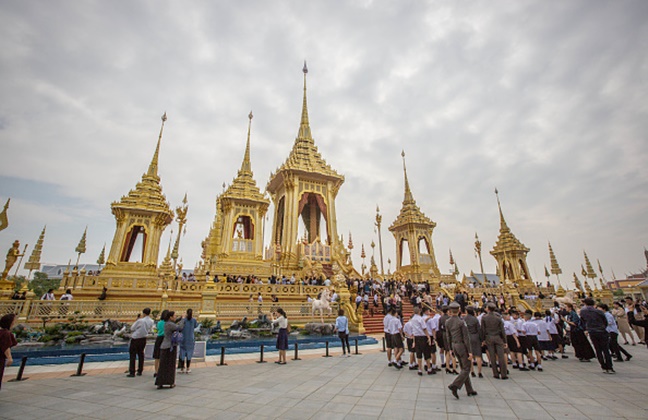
{"left": 448, "top": 302, "right": 460, "bottom": 310}
{"left": 441, "top": 304, "right": 449, "bottom": 311}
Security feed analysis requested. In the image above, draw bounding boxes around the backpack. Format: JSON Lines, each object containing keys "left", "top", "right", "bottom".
{"left": 171, "top": 331, "right": 183, "bottom": 346}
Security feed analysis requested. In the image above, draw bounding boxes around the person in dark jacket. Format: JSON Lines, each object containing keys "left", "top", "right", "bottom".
{"left": 579, "top": 298, "right": 613, "bottom": 373}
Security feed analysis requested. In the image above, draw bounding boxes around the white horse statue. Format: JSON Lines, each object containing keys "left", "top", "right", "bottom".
{"left": 312, "top": 288, "right": 332, "bottom": 323}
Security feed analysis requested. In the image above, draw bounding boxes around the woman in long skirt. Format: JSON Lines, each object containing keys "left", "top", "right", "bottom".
{"left": 153, "top": 309, "right": 168, "bottom": 378}
{"left": 564, "top": 303, "right": 595, "bottom": 361}
{"left": 156, "top": 311, "right": 184, "bottom": 389}
{"left": 272, "top": 308, "right": 288, "bottom": 364}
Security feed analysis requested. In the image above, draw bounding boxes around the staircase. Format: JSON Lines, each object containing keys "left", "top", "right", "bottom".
{"left": 362, "top": 300, "right": 416, "bottom": 335}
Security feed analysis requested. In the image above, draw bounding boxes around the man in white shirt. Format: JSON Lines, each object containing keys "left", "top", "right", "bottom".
{"left": 330, "top": 291, "right": 338, "bottom": 303}
{"left": 127, "top": 307, "right": 154, "bottom": 377}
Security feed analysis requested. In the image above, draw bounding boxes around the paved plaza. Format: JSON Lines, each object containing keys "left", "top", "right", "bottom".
{"left": 1, "top": 341, "right": 647, "bottom": 420}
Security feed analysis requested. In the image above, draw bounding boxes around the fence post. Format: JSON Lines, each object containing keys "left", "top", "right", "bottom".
{"left": 292, "top": 342, "right": 301, "bottom": 361}
{"left": 9, "top": 357, "right": 28, "bottom": 382}
{"left": 256, "top": 345, "right": 267, "bottom": 364}
{"left": 71, "top": 353, "right": 87, "bottom": 377}
{"left": 381, "top": 337, "right": 386, "bottom": 352}
{"left": 354, "top": 339, "right": 361, "bottom": 355}
{"left": 322, "top": 341, "right": 332, "bottom": 358}
{"left": 218, "top": 346, "right": 227, "bottom": 366}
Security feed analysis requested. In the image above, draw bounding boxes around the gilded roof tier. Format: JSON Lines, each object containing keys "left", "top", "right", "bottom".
{"left": 267, "top": 64, "right": 343, "bottom": 192}
{"left": 221, "top": 112, "right": 269, "bottom": 205}
{"left": 111, "top": 113, "right": 173, "bottom": 219}
{"left": 389, "top": 151, "right": 436, "bottom": 231}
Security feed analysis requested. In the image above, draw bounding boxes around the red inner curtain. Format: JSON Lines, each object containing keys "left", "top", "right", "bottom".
{"left": 298, "top": 192, "right": 328, "bottom": 220}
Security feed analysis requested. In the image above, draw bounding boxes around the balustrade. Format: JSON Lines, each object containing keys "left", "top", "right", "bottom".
{"left": 0, "top": 301, "right": 23, "bottom": 316}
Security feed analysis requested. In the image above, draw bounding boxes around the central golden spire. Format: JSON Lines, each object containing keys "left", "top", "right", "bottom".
{"left": 298, "top": 61, "right": 312, "bottom": 140}
{"left": 147, "top": 112, "right": 167, "bottom": 179}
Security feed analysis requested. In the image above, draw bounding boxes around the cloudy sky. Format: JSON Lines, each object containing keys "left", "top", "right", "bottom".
{"left": 1, "top": 1, "right": 647, "bottom": 286}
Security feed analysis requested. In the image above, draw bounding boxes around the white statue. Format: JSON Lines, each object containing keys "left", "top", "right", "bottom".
{"left": 311, "top": 288, "right": 332, "bottom": 323}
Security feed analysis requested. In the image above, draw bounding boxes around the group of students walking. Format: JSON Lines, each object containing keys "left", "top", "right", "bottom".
{"left": 381, "top": 297, "right": 638, "bottom": 399}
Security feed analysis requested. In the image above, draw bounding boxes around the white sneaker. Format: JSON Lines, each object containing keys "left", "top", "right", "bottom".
{"left": 179, "top": 368, "right": 185, "bottom": 373}
{"left": 186, "top": 368, "right": 191, "bottom": 374}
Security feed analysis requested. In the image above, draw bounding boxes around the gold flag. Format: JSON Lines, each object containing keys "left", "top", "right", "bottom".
{"left": 0, "top": 198, "right": 9, "bottom": 232}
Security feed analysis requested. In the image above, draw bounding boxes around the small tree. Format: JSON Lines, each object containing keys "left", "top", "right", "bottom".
{"left": 31, "top": 272, "right": 60, "bottom": 298}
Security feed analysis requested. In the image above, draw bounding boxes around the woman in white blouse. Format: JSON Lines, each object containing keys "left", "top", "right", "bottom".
{"left": 272, "top": 308, "right": 289, "bottom": 364}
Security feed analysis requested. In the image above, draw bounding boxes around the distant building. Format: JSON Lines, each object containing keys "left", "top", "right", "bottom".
{"left": 462, "top": 272, "right": 501, "bottom": 287}
{"left": 606, "top": 249, "right": 648, "bottom": 299}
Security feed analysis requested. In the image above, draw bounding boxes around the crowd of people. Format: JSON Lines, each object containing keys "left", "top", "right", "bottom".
{"left": 378, "top": 293, "right": 647, "bottom": 399}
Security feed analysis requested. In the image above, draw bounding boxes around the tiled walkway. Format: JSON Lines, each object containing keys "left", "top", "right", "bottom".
{"left": 1, "top": 340, "right": 647, "bottom": 419}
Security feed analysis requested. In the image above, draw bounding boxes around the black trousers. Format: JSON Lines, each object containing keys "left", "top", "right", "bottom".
{"left": 339, "top": 332, "right": 351, "bottom": 353}
{"left": 589, "top": 331, "right": 613, "bottom": 370}
{"left": 609, "top": 332, "right": 631, "bottom": 360}
{"left": 129, "top": 337, "right": 147, "bottom": 375}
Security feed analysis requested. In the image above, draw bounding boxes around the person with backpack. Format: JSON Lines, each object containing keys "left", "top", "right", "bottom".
{"left": 156, "top": 311, "right": 185, "bottom": 389}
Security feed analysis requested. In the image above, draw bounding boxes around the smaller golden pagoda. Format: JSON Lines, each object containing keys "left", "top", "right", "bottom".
{"left": 389, "top": 151, "right": 441, "bottom": 283}
{"left": 95, "top": 113, "right": 174, "bottom": 286}
{"left": 24, "top": 226, "right": 46, "bottom": 278}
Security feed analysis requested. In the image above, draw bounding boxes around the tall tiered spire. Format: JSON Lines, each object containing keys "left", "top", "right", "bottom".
{"left": 548, "top": 242, "right": 562, "bottom": 275}
{"left": 147, "top": 112, "right": 167, "bottom": 179}
{"left": 495, "top": 188, "right": 509, "bottom": 230}
{"left": 240, "top": 111, "right": 253, "bottom": 175}
{"left": 221, "top": 113, "right": 267, "bottom": 203}
{"left": 401, "top": 150, "right": 415, "bottom": 204}
{"left": 298, "top": 61, "right": 312, "bottom": 140}
{"left": 267, "top": 63, "right": 343, "bottom": 185}
{"left": 24, "top": 226, "right": 46, "bottom": 276}
{"left": 491, "top": 189, "right": 528, "bottom": 253}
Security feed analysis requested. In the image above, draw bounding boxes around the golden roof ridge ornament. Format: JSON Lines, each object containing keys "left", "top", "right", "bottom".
{"left": 147, "top": 112, "right": 167, "bottom": 179}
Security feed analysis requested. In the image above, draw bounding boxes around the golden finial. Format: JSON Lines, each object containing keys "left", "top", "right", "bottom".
{"left": 147, "top": 112, "right": 167, "bottom": 178}
{"left": 97, "top": 243, "right": 106, "bottom": 267}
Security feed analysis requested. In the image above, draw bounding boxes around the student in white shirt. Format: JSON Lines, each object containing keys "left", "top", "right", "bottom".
{"left": 383, "top": 311, "right": 394, "bottom": 366}
{"left": 410, "top": 306, "right": 433, "bottom": 376}
{"left": 403, "top": 316, "right": 417, "bottom": 369}
{"left": 533, "top": 312, "right": 554, "bottom": 362}
{"left": 388, "top": 308, "right": 404, "bottom": 368}
{"left": 523, "top": 311, "right": 542, "bottom": 371}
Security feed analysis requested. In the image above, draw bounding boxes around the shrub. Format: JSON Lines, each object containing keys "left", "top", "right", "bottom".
{"left": 201, "top": 318, "right": 214, "bottom": 329}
